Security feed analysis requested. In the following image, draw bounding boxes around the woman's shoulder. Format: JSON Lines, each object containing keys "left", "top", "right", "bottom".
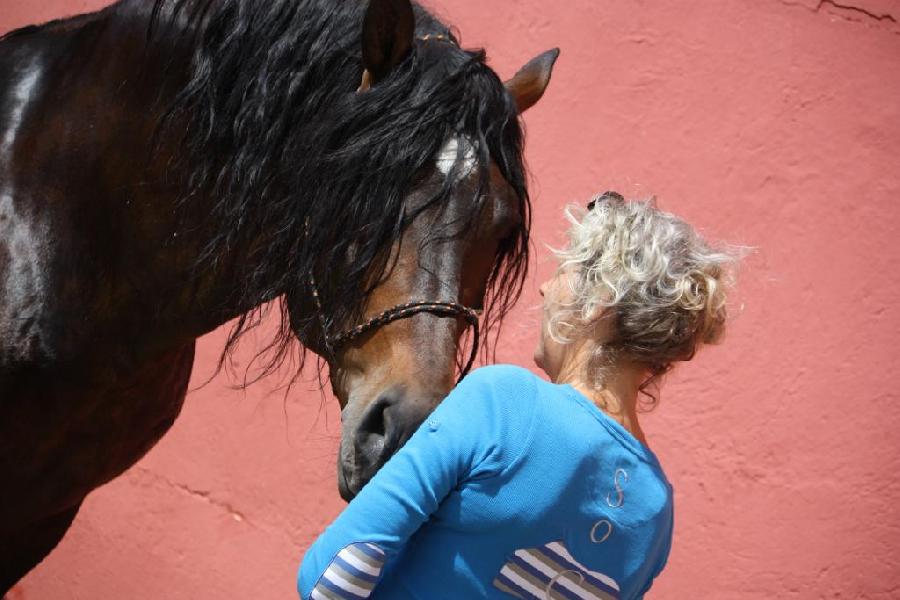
{"left": 442, "top": 365, "right": 545, "bottom": 468}
{"left": 464, "top": 363, "right": 540, "bottom": 384}
{"left": 457, "top": 364, "right": 545, "bottom": 401}
{"left": 444, "top": 364, "right": 544, "bottom": 421}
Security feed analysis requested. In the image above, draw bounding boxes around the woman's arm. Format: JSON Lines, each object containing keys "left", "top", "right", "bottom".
{"left": 297, "top": 365, "right": 538, "bottom": 600}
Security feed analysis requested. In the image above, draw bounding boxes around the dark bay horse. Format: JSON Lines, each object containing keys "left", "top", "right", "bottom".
{"left": 0, "top": 0, "right": 557, "bottom": 591}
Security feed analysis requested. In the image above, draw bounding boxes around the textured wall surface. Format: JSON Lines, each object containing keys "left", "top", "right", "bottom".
{"left": 3, "top": 0, "right": 900, "bottom": 598}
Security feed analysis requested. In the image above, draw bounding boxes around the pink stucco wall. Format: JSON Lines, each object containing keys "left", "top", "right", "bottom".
{"left": 3, "top": 0, "right": 900, "bottom": 598}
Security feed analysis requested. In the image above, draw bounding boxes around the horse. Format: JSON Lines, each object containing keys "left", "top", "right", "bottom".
{"left": 0, "top": 0, "right": 557, "bottom": 591}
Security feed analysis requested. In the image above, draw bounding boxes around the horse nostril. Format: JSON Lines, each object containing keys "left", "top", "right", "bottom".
{"left": 355, "top": 391, "right": 398, "bottom": 460}
{"left": 344, "top": 388, "right": 439, "bottom": 495}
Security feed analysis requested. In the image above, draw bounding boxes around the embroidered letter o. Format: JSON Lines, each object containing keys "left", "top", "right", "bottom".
{"left": 590, "top": 519, "right": 613, "bottom": 544}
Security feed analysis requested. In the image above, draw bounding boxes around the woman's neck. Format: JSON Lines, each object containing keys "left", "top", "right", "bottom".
{"left": 557, "top": 351, "right": 648, "bottom": 446}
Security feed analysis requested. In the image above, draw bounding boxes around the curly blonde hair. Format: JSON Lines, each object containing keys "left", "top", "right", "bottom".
{"left": 550, "top": 192, "right": 740, "bottom": 402}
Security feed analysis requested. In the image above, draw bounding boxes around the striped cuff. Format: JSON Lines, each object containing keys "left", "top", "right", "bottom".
{"left": 311, "top": 542, "right": 386, "bottom": 600}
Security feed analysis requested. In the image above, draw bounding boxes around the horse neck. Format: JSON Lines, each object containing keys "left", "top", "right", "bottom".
{"left": 48, "top": 4, "right": 288, "bottom": 343}
{"left": 19, "top": 1, "right": 375, "bottom": 348}
{"left": 115, "top": 0, "right": 370, "bottom": 341}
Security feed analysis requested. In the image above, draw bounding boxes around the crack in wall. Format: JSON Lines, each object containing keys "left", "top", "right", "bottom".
{"left": 170, "top": 482, "right": 250, "bottom": 524}
{"left": 134, "top": 467, "right": 251, "bottom": 526}
{"left": 817, "top": 0, "right": 898, "bottom": 23}
{"left": 780, "top": 0, "right": 899, "bottom": 31}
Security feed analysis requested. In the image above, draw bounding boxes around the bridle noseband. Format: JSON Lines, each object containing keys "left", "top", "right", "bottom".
{"left": 308, "top": 270, "right": 481, "bottom": 384}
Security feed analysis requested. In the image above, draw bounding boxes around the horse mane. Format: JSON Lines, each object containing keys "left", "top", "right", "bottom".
{"left": 146, "top": 0, "right": 531, "bottom": 382}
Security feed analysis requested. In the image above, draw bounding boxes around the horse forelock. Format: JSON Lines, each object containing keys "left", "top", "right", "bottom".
{"left": 142, "top": 0, "right": 530, "bottom": 381}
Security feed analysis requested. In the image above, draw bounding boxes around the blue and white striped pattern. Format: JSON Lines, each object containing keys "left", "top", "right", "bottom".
{"left": 493, "top": 541, "right": 620, "bottom": 600}
{"left": 310, "top": 542, "right": 385, "bottom": 600}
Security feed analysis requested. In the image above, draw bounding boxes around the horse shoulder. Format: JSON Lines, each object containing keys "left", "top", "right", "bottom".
{"left": 0, "top": 342, "right": 196, "bottom": 525}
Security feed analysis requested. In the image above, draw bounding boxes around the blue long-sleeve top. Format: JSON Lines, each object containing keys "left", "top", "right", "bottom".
{"left": 298, "top": 365, "right": 673, "bottom": 600}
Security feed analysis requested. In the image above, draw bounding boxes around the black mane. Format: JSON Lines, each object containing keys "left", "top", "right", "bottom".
{"left": 147, "top": 0, "right": 530, "bottom": 378}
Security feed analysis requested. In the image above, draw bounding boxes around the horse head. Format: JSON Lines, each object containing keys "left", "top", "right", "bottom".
{"left": 288, "top": 0, "right": 558, "bottom": 499}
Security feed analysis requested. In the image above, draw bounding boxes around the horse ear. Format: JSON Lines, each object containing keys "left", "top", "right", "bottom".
{"left": 359, "top": 0, "right": 415, "bottom": 91}
{"left": 504, "top": 48, "right": 560, "bottom": 114}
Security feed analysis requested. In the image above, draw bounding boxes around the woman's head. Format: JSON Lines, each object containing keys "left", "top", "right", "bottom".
{"left": 535, "top": 192, "right": 739, "bottom": 400}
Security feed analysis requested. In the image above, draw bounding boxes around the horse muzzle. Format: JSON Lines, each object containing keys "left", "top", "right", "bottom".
{"left": 337, "top": 385, "right": 437, "bottom": 501}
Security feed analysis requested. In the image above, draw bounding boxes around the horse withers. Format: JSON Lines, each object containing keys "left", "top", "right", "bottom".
{"left": 0, "top": 0, "right": 557, "bottom": 590}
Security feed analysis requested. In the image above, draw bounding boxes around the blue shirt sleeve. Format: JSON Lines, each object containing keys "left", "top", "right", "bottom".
{"left": 297, "top": 365, "right": 539, "bottom": 600}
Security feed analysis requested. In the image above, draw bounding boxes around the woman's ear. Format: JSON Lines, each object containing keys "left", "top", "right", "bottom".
{"left": 359, "top": 0, "right": 415, "bottom": 92}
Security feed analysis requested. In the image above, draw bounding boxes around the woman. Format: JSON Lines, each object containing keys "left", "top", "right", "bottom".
{"left": 298, "top": 193, "right": 738, "bottom": 599}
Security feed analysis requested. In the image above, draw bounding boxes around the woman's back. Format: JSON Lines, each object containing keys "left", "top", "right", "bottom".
{"left": 301, "top": 365, "right": 673, "bottom": 600}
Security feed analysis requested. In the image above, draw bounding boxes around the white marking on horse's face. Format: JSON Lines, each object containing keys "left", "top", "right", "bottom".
{"left": 435, "top": 136, "right": 477, "bottom": 180}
